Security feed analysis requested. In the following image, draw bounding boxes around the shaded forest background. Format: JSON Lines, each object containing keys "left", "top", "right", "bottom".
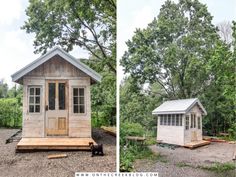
{"left": 120, "top": 0, "right": 236, "bottom": 171}
{"left": 120, "top": 0, "right": 236, "bottom": 139}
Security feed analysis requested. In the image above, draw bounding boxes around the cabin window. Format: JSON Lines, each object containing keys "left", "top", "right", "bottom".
{"left": 179, "top": 114, "right": 182, "bottom": 126}
{"left": 190, "top": 114, "right": 193, "bottom": 128}
{"left": 73, "top": 87, "right": 85, "bottom": 114}
{"left": 160, "top": 115, "right": 163, "bottom": 125}
{"left": 193, "top": 114, "right": 196, "bottom": 128}
{"left": 176, "top": 114, "right": 180, "bottom": 126}
{"left": 28, "top": 87, "right": 41, "bottom": 113}
{"left": 168, "top": 115, "right": 171, "bottom": 125}
{"left": 159, "top": 114, "right": 183, "bottom": 126}
{"left": 171, "top": 114, "right": 175, "bottom": 125}
{"left": 197, "top": 116, "right": 201, "bottom": 129}
{"left": 185, "top": 115, "right": 189, "bottom": 130}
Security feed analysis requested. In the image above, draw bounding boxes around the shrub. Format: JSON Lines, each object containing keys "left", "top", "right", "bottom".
{"left": 120, "top": 122, "right": 145, "bottom": 145}
{"left": 228, "top": 123, "right": 236, "bottom": 140}
{"left": 0, "top": 98, "right": 22, "bottom": 127}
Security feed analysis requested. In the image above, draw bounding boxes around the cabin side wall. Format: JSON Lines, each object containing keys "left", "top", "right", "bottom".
{"left": 157, "top": 116, "right": 185, "bottom": 146}
{"left": 184, "top": 105, "right": 203, "bottom": 144}
{"left": 22, "top": 78, "right": 45, "bottom": 138}
{"left": 68, "top": 78, "right": 91, "bottom": 137}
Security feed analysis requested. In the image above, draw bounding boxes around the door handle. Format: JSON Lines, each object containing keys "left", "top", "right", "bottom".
{"left": 45, "top": 105, "right": 48, "bottom": 111}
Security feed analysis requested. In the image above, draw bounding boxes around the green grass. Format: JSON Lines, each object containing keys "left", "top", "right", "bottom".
{"left": 198, "top": 162, "right": 236, "bottom": 173}
{"left": 120, "top": 143, "right": 167, "bottom": 172}
{"left": 176, "top": 161, "right": 236, "bottom": 174}
{"left": 145, "top": 137, "right": 157, "bottom": 145}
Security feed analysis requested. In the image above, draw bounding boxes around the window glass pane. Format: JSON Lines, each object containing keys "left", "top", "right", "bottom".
{"left": 35, "top": 88, "right": 40, "bottom": 95}
{"left": 29, "top": 105, "right": 34, "bottom": 112}
{"left": 164, "top": 115, "right": 167, "bottom": 125}
{"left": 73, "top": 88, "right": 78, "bottom": 96}
{"left": 73, "top": 97, "right": 78, "bottom": 105}
{"left": 74, "top": 105, "right": 78, "bottom": 113}
{"left": 186, "top": 116, "right": 189, "bottom": 130}
{"left": 29, "top": 96, "right": 34, "bottom": 104}
{"left": 48, "top": 83, "right": 55, "bottom": 110}
{"left": 198, "top": 117, "right": 201, "bottom": 129}
{"left": 35, "top": 105, "right": 40, "bottom": 112}
{"left": 176, "top": 115, "right": 179, "bottom": 126}
{"left": 35, "top": 96, "right": 40, "bottom": 104}
{"left": 79, "top": 88, "right": 84, "bottom": 96}
{"left": 168, "top": 115, "right": 171, "bottom": 125}
{"left": 79, "top": 96, "right": 84, "bottom": 104}
{"left": 160, "top": 115, "right": 163, "bottom": 125}
{"left": 79, "top": 105, "right": 85, "bottom": 113}
{"left": 171, "top": 115, "right": 175, "bottom": 126}
{"left": 179, "top": 115, "right": 182, "bottom": 126}
{"left": 30, "top": 88, "right": 34, "bottom": 95}
{"left": 59, "top": 83, "right": 65, "bottom": 110}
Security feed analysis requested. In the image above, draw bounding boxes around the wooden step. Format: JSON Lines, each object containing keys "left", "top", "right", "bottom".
{"left": 184, "top": 140, "right": 210, "bottom": 149}
{"left": 16, "top": 137, "right": 96, "bottom": 151}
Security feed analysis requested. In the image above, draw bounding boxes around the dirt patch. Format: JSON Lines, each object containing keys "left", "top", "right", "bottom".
{"left": 134, "top": 143, "right": 236, "bottom": 177}
{"left": 0, "top": 128, "right": 116, "bottom": 177}
{"left": 150, "top": 143, "right": 235, "bottom": 167}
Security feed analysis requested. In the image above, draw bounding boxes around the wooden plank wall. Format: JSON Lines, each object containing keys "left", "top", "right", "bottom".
{"left": 22, "top": 78, "right": 45, "bottom": 138}
{"left": 68, "top": 79, "right": 91, "bottom": 138}
{"left": 22, "top": 56, "right": 92, "bottom": 138}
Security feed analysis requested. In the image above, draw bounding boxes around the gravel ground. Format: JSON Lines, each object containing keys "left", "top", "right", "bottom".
{"left": 0, "top": 128, "right": 116, "bottom": 177}
{"left": 134, "top": 143, "right": 236, "bottom": 177}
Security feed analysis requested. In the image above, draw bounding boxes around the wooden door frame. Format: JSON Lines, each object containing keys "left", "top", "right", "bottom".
{"left": 44, "top": 79, "right": 69, "bottom": 137}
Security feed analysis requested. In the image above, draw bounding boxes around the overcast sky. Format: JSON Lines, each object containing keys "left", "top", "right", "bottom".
{"left": 0, "top": 0, "right": 235, "bottom": 87}
{"left": 117, "top": 0, "right": 236, "bottom": 84}
{"left": 0, "top": 0, "right": 88, "bottom": 88}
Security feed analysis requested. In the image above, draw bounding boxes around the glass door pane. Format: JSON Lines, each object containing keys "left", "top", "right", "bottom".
{"left": 59, "top": 83, "right": 65, "bottom": 110}
{"left": 48, "top": 83, "right": 55, "bottom": 110}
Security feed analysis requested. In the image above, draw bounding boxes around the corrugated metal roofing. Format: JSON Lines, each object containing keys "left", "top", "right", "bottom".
{"left": 152, "top": 98, "right": 207, "bottom": 115}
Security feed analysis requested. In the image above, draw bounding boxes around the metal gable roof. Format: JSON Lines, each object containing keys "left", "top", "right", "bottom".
{"left": 152, "top": 98, "right": 207, "bottom": 115}
{"left": 11, "top": 47, "right": 102, "bottom": 83}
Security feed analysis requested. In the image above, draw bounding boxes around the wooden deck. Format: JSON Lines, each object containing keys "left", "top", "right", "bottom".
{"left": 16, "top": 138, "right": 96, "bottom": 151}
{"left": 184, "top": 140, "right": 210, "bottom": 149}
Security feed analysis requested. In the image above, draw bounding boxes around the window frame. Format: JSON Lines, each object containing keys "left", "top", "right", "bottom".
{"left": 72, "top": 86, "right": 86, "bottom": 115}
{"left": 28, "top": 86, "right": 42, "bottom": 114}
{"left": 185, "top": 115, "right": 189, "bottom": 130}
{"left": 197, "top": 116, "right": 201, "bottom": 129}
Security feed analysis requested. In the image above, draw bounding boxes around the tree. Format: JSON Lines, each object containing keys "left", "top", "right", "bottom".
{"left": 217, "top": 21, "right": 233, "bottom": 44}
{"left": 22, "top": 0, "right": 116, "bottom": 74}
{"left": 0, "top": 79, "right": 8, "bottom": 98}
{"left": 121, "top": 0, "right": 219, "bottom": 99}
{"left": 22, "top": 0, "right": 116, "bottom": 126}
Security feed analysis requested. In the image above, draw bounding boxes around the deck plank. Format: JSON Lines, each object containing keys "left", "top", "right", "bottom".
{"left": 184, "top": 140, "right": 210, "bottom": 149}
{"left": 16, "top": 137, "right": 96, "bottom": 150}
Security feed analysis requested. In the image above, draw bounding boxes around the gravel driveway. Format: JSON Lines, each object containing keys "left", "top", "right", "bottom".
{"left": 0, "top": 128, "right": 116, "bottom": 177}
{"left": 134, "top": 143, "right": 236, "bottom": 177}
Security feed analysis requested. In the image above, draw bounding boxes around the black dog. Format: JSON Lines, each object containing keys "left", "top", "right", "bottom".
{"left": 89, "top": 142, "right": 104, "bottom": 157}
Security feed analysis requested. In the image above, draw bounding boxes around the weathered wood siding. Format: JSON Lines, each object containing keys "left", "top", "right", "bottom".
{"left": 184, "top": 104, "right": 203, "bottom": 144}
{"left": 22, "top": 78, "right": 45, "bottom": 138}
{"left": 68, "top": 78, "right": 91, "bottom": 137}
{"left": 22, "top": 56, "right": 92, "bottom": 138}
{"left": 25, "top": 55, "right": 87, "bottom": 78}
{"left": 157, "top": 116, "right": 185, "bottom": 145}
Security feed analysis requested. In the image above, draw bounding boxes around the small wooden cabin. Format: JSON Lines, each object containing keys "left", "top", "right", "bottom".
{"left": 11, "top": 47, "right": 101, "bottom": 150}
{"left": 152, "top": 98, "right": 207, "bottom": 146}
